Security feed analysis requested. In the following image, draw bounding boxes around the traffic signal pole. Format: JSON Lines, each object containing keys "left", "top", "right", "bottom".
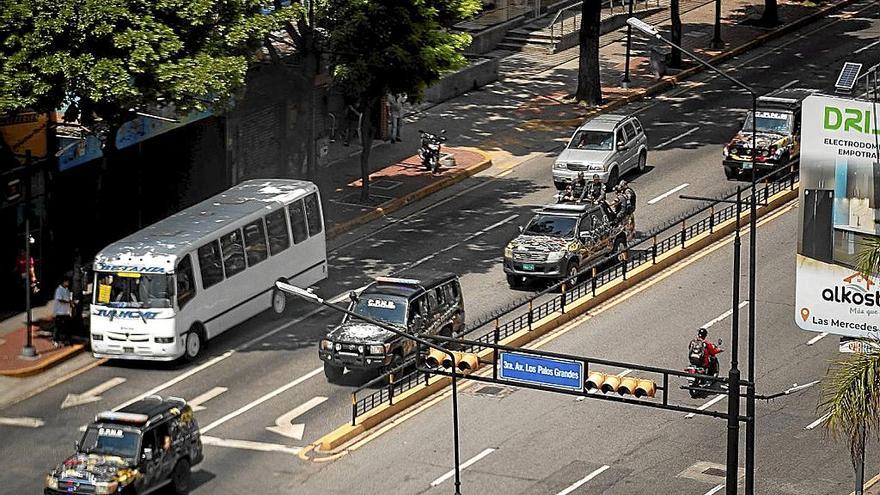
{"left": 726, "top": 187, "right": 743, "bottom": 495}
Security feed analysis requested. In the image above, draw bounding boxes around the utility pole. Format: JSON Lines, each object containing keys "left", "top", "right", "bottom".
{"left": 726, "top": 186, "right": 742, "bottom": 495}
{"left": 20, "top": 149, "right": 36, "bottom": 358}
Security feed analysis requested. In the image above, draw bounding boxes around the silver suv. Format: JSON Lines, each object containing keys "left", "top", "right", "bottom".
{"left": 552, "top": 114, "right": 648, "bottom": 191}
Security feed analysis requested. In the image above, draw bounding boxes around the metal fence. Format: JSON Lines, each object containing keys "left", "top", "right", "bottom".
{"left": 351, "top": 166, "right": 799, "bottom": 425}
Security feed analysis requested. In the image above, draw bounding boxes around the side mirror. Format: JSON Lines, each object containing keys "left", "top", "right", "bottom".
{"left": 618, "top": 144, "right": 628, "bottom": 152}
{"left": 518, "top": 226, "right": 524, "bottom": 233}
{"left": 349, "top": 291, "right": 358, "bottom": 303}
{"left": 142, "top": 448, "right": 153, "bottom": 461}
{"left": 717, "top": 338, "right": 723, "bottom": 346}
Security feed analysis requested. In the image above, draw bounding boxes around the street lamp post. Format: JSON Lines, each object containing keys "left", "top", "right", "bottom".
{"left": 627, "top": 17, "right": 759, "bottom": 495}
{"left": 274, "top": 282, "right": 464, "bottom": 495}
{"left": 711, "top": 0, "right": 723, "bottom": 49}
{"left": 622, "top": 0, "right": 635, "bottom": 88}
{"left": 20, "top": 150, "right": 36, "bottom": 359}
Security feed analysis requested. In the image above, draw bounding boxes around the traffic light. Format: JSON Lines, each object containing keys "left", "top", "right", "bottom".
{"left": 423, "top": 348, "right": 481, "bottom": 375}
{"left": 584, "top": 372, "right": 656, "bottom": 398}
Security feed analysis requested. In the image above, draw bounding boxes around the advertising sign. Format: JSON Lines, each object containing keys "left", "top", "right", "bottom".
{"left": 0, "top": 112, "right": 49, "bottom": 160}
{"left": 796, "top": 94, "right": 880, "bottom": 337}
{"left": 498, "top": 351, "right": 583, "bottom": 391}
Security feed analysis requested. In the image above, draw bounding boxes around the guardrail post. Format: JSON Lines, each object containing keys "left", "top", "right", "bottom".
{"left": 560, "top": 281, "right": 566, "bottom": 314}
{"left": 662, "top": 373, "right": 669, "bottom": 406}
{"left": 709, "top": 206, "right": 715, "bottom": 233}
{"left": 680, "top": 220, "right": 686, "bottom": 248}
{"left": 388, "top": 372, "right": 395, "bottom": 406}
{"left": 351, "top": 393, "right": 357, "bottom": 426}
{"left": 591, "top": 267, "right": 597, "bottom": 296}
{"left": 652, "top": 235, "right": 657, "bottom": 263}
{"left": 527, "top": 300, "right": 533, "bottom": 330}
{"left": 622, "top": 252, "right": 628, "bottom": 280}
{"left": 493, "top": 319, "right": 500, "bottom": 380}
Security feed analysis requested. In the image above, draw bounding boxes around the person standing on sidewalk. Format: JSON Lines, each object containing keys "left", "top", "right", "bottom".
{"left": 52, "top": 276, "right": 73, "bottom": 346}
{"left": 386, "top": 93, "right": 406, "bottom": 143}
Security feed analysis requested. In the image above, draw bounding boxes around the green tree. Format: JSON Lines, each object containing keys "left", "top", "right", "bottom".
{"left": 321, "top": 0, "right": 479, "bottom": 201}
{"left": 0, "top": 0, "right": 284, "bottom": 151}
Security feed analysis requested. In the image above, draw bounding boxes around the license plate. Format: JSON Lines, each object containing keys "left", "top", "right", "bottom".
{"left": 124, "top": 347, "right": 134, "bottom": 354}
{"left": 742, "top": 162, "right": 752, "bottom": 169}
{"left": 522, "top": 263, "right": 535, "bottom": 271}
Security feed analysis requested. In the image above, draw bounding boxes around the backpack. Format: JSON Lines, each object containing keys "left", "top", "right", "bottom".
{"left": 688, "top": 338, "right": 706, "bottom": 366}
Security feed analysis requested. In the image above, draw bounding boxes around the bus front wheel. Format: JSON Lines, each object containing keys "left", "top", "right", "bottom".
{"left": 184, "top": 327, "right": 204, "bottom": 362}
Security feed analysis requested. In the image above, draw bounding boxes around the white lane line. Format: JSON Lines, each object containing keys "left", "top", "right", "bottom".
{"left": 805, "top": 412, "right": 831, "bottom": 431}
{"left": 498, "top": 169, "right": 513, "bottom": 177}
{"left": 200, "top": 367, "right": 323, "bottom": 433}
{"left": 401, "top": 214, "right": 518, "bottom": 272}
{"left": 779, "top": 79, "right": 800, "bottom": 89}
{"left": 201, "top": 435, "right": 301, "bottom": 455}
{"left": 189, "top": 387, "right": 228, "bottom": 412}
{"left": 855, "top": 40, "right": 880, "bottom": 54}
{"left": 556, "top": 465, "right": 611, "bottom": 495}
{"left": 807, "top": 332, "right": 828, "bottom": 346}
{"left": 0, "top": 416, "right": 45, "bottom": 428}
{"left": 647, "top": 183, "right": 690, "bottom": 205}
{"left": 704, "top": 484, "right": 725, "bottom": 495}
{"left": 61, "top": 377, "right": 127, "bottom": 409}
{"left": 654, "top": 127, "right": 699, "bottom": 149}
{"left": 701, "top": 301, "right": 749, "bottom": 329}
{"left": 430, "top": 448, "right": 496, "bottom": 487}
{"left": 686, "top": 394, "right": 725, "bottom": 419}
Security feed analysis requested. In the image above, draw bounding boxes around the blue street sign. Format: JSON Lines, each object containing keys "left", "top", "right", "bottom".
{"left": 499, "top": 352, "right": 583, "bottom": 391}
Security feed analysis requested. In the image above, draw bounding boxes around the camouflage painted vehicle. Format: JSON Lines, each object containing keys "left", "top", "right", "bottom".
{"left": 45, "top": 396, "right": 202, "bottom": 495}
{"left": 503, "top": 202, "right": 634, "bottom": 288}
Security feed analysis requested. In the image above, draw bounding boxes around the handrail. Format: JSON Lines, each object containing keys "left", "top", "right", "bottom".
{"left": 548, "top": 0, "right": 659, "bottom": 48}
{"left": 350, "top": 163, "right": 800, "bottom": 425}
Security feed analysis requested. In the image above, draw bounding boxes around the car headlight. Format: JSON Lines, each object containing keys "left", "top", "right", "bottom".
{"left": 357, "top": 345, "right": 365, "bottom": 354}
{"left": 45, "top": 475, "right": 58, "bottom": 490}
{"left": 369, "top": 344, "right": 390, "bottom": 354}
{"left": 504, "top": 245, "right": 513, "bottom": 258}
{"left": 320, "top": 339, "right": 333, "bottom": 350}
{"left": 553, "top": 161, "right": 566, "bottom": 170}
{"left": 91, "top": 333, "right": 104, "bottom": 341}
{"left": 154, "top": 336, "right": 174, "bottom": 343}
{"left": 722, "top": 146, "right": 729, "bottom": 158}
{"left": 588, "top": 163, "right": 604, "bottom": 171}
{"left": 547, "top": 251, "right": 565, "bottom": 262}
{"left": 94, "top": 481, "right": 119, "bottom": 494}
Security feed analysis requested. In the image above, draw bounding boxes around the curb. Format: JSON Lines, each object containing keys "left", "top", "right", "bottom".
{"left": 0, "top": 343, "right": 86, "bottom": 378}
{"left": 522, "top": 0, "right": 859, "bottom": 130}
{"left": 326, "top": 149, "right": 493, "bottom": 240}
{"left": 308, "top": 181, "right": 800, "bottom": 456}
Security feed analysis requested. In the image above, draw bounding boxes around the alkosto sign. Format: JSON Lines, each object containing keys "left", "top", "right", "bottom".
{"left": 796, "top": 94, "right": 880, "bottom": 338}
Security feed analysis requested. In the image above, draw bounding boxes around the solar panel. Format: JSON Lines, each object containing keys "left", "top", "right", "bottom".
{"left": 835, "top": 62, "right": 862, "bottom": 91}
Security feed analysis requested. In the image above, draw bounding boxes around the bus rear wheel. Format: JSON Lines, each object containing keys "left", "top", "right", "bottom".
{"left": 184, "top": 327, "right": 204, "bottom": 362}
{"left": 271, "top": 288, "right": 287, "bottom": 315}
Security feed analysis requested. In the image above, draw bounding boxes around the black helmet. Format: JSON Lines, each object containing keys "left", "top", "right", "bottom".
{"left": 698, "top": 328, "right": 708, "bottom": 339}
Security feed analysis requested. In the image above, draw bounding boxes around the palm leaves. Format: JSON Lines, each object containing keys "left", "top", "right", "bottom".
{"left": 856, "top": 237, "right": 880, "bottom": 281}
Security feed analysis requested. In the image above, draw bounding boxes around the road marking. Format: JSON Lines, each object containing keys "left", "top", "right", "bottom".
{"left": 806, "top": 332, "right": 828, "bottom": 346}
{"left": 0, "top": 416, "right": 44, "bottom": 428}
{"left": 62, "top": 377, "right": 127, "bottom": 409}
{"left": 804, "top": 412, "right": 831, "bottom": 431}
{"left": 430, "top": 447, "right": 496, "bottom": 487}
{"left": 400, "top": 214, "right": 518, "bottom": 272}
{"left": 201, "top": 435, "right": 301, "bottom": 455}
{"left": 648, "top": 183, "right": 690, "bottom": 205}
{"left": 701, "top": 301, "right": 749, "bottom": 329}
{"left": 686, "top": 394, "right": 725, "bottom": 419}
{"left": 855, "top": 39, "right": 880, "bottom": 54}
{"left": 556, "top": 465, "right": 611, "bottom": 495}
{"left": 189, "top": 387, "right": 228, "bottom": 412}
{"left": 779, "top": 79, "right": 800, "bottom": 89}
{"left": 201, "top": 367, "right": 323, "bottom": 433}
{"left": 498, "top": 169, "right": 513, "bottom": 177}
{"left": 704, "top": 484, "right": 725, "bottom": 495}
{"left": 654, "top": 127, "right": 699, "bottom": 149}
{"left": 266, "top": 396, "right": 329, "bottom": 440}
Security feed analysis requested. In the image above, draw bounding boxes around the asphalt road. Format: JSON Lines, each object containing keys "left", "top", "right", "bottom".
{"left": 1, "top": 1, "right": 879, "bottom": 493}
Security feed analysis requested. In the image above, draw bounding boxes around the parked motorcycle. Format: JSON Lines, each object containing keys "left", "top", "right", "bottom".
{"left": 684, "top": 338, "right": 725, "bottom": 398}
{"left": 418, "top": 129, "right": 446, "bottom": 174}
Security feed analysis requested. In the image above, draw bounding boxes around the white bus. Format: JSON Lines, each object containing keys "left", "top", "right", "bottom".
{"left": 89, "top": 179, "right": 327, "bottom": 361}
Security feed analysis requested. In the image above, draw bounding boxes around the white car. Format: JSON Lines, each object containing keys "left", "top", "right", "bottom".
{"left": 553, "top": 114, "right": 649, "bottom": 191}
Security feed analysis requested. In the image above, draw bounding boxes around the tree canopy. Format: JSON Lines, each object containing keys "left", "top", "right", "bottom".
{"left": 0, "top": 0, "right": 287, "bottom": 147}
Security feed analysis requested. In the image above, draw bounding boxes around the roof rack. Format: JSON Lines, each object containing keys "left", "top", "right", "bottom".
{"left": 95, "top": 411, "right": 150, "bottom": 425}
{"left": 542, "top": 203, "right": 591, "bottom": 212}
{"left": 375, "top": 276, "right": 421, "bottom": 285}
{"left": 166, "top": 396, "right": 187, "bottom": 407}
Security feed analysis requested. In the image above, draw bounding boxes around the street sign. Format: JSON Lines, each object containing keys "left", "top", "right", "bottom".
{"left": 499, "top": 351, "right": 583, "bottom": 391}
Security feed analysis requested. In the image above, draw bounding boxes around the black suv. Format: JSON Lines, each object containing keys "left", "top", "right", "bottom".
{"left": 319, "top": 271, "right": 465, "bottom": 382}
{"left": 722, "top": 88, "right": 817, "bottom": 180}
{"left": 45, "top": 396, "right": 203, "bottom": 495}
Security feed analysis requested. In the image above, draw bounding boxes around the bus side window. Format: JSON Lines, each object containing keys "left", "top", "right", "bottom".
{"left": 176, "top": 254, "right": 196, "bottom": 309}
{"left": 243, "top": 219, "right": 268, "bottom": 267}
{"left": 197, "top": 240, "right": 224, "bottom": 289}
{"left": 220, "top": 229, "right": 246, "bottom": 277}
{"left": 288, "top": 200, "right": 308, "bottom": 244}
{"left": 265, "top": 209, "right": 291, "bottom": 255}
{"left": 304, "top": 193, "right": 323, "bottom": 237}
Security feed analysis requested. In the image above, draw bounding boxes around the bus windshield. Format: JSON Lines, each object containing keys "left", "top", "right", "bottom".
{"left": 94, "top": 272, "right": 173, "bottom": 308}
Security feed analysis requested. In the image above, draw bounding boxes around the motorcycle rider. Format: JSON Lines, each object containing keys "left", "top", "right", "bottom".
{"left": 691, "top": 328, "right": 722, "bottom": 376}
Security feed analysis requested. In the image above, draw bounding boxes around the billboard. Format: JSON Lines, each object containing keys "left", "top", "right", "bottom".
{"left": 796, "top": 94, "right": 880, "bottom": 337}
{"left": 0, "top": 112, "right": 50, "bottom": 161}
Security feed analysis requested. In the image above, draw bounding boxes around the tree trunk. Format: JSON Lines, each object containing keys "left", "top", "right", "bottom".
{"left": 574, "top": 0, "right": 602, "bottom": 105}
{"left": 760, "top": 0, "right": 779, "bottom": 26}
{"left": 358, "top": 100, "right": 374, "bottom": 203}
{"left": 854, "top": 423, "right": 866, "bottom": 495}
{"left": 670, "top": 0, "right": 682, "bottom": 69}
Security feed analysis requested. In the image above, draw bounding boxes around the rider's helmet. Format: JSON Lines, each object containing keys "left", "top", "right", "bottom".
{"left": 619, "top": 179, "right": 628, "bottom": 189}
{"left": 577, "top": 171, "right": 585, "bottom": 180}
{"left": 592, "top": 174, "right": 601, "bottom": 182}
{"left": 698, "top": 328, "right": 708, "bottom": 339}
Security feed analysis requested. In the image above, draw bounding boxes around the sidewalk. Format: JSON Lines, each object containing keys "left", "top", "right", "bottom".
{"left": 0, "top": 0, "right": 854, "bottom": 379}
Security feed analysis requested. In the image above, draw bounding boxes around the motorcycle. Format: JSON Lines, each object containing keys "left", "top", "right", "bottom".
{"left": 418, "top": 129, "right": 446, "bottom": 174}
{"left": 684, "top": 338, "right": 725, "bottom": 398}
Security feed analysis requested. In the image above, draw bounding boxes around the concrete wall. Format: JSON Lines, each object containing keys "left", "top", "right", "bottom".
{"left": 423, "top": 57, "right": 501, "bottom": 103}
